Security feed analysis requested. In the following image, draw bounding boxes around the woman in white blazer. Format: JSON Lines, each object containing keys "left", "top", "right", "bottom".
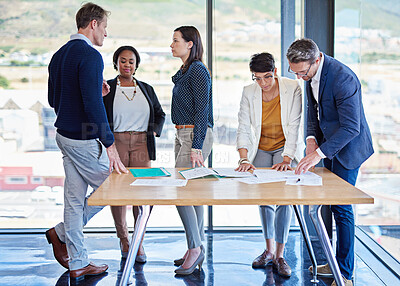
{"left": 236, "top": 53, "right": 304, "bottom": 278}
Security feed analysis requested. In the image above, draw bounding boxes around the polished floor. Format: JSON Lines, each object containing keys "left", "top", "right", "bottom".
{"left": 0, "top": 230, "right": 395, "bottom": 286}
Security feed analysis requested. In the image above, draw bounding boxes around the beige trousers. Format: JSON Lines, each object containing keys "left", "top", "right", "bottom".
{"left": 111, "top": 132, "right": 152, "bottom": 240}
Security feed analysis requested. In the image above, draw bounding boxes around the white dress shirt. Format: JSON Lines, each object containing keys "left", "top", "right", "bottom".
{"left": 306, "top": 53, "right": 326, "bottom": 158}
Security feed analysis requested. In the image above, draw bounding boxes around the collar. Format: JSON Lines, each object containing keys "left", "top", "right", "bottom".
{"left": 70, "top": 33, "right": 93, "bottom": 47}
{"left": 312, "top": 53, "right": 324, "bottom": 83}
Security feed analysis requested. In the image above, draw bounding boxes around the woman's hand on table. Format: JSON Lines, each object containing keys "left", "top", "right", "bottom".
{"left": 272, "top": 162, "right": 293, "bottom": 171}
{"left": 272, "top": 156, "right": 293, "bottom": 171}
{"left": 235, "top": 163, "right": 256, "bottom": 172}
{"left": 235, "top": 158, "right": 256, "bottom": 172}
{"left": 191, "top": 149, "right": 204, "bottom": 168}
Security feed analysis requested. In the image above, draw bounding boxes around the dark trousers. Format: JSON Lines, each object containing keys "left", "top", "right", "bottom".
{"left": 323, "top": 157, "right": 360, "bottom": 280}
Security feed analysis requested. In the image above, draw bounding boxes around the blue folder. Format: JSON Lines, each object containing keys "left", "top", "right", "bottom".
{"left": 129, "top": 167, "right": 171, "bottom": 178}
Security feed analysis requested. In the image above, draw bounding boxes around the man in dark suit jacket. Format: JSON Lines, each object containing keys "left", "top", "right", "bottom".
{"left": 286, "top": 38, "right": 374, "bottom": 286}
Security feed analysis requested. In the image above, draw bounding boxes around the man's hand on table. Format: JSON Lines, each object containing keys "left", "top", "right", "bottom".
{"left": 106, "top": 143, "right": 128, "bottom": 174}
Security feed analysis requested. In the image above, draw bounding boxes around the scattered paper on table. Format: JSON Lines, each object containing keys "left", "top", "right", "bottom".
{"left": 179, "top": 167, "right": 217, "bottom": 180}
{"left": 213, "top": 168, "right": 254, "bottom": 178}
{"left": 236, "top": 177, "right": 286, "bottom": 185}
{"left": 253, "top": 169, "right": 322, "bottom": 186}
{"left": 130, "top": 179, "right": 188, "bottom": 187}
{"left": 286, "top": 177, "right": 322, "bottom": 186}
{"left": 254, "top": 169, "right": 295, "bottom": 180}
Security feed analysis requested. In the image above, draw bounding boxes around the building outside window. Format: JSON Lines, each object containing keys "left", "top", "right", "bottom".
{"left": 335, "top": 0, "right": 400, "bottom": 261}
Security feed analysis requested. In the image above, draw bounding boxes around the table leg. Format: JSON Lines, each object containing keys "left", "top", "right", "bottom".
{"left": 119, "top": 205, "right": 151, "bottom": 286}
{"left": 309, "top": 205, "right": 345, "bottom": 286}
{"left": 293, "top": 205, "right": 319, "bottom": 284}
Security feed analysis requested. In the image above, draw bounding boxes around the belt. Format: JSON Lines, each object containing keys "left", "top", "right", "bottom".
{"left": 175, "top": 125, "right": 195, "bottom": 129}
{"left": 116, "top": 131, "right": 146, "bottom": 134}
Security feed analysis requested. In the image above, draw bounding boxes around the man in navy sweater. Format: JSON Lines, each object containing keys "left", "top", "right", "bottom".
{"left": 45, "top": 2, "right": 127, "bottom": 282}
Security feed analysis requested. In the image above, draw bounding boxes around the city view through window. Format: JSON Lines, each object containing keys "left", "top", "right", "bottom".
{"left": 0, "top": 0, "right": 399, "bottom": 261}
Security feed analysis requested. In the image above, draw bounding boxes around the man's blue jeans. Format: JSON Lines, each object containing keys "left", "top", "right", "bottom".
{"left": 324, "top": 157, "right": 360, "bottom": 280}
{"left": 54, "top": 133, "right": 110, "bottom": 270}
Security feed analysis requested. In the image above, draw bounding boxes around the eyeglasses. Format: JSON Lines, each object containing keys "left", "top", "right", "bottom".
{"left": 252, "top": 73, "right": 274, "bottom": 82}
{"left": 288, "top": 62, "right": 312, "bottom": 77}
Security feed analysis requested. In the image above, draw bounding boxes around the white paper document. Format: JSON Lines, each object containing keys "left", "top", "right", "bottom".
{"left": 285, "top": 176, "right": 322, "bottom": 186}
{"left": 213, "top": 168, "right": 254, "bottom": 178}
{"left": 179, "top": 167, "right": 217, "bottom": 180}
{"left": 236, "top": 176, "right": 286, "bottom": 185}
{"left": 130, "top": 179, "right": 188, "bottom": 187}
{"left": 254, "top": 169, "right": 296, "bottom": 180}
{"left": 253, "top": 169, "right": 322, "bottom": 186}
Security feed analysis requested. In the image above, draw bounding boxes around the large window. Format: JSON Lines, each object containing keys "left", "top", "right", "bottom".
{"left": 0, "top": 0, "right": 207, "bottom": 229}
{"left": 335, "top": 0, "right": 400, "bottom": 261}
{"left": 212, "top": 0, "right": 285, "bottom": 227}
{"left": 2, "top": 2, "right": 399, "bottom": 266}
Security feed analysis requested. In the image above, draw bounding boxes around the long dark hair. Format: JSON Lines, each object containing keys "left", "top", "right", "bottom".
{"left": 174, "top": 26, "right": 204, "bottom": 73}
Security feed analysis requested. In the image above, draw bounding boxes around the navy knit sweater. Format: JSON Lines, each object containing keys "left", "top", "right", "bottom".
{"left": 48, "top": 38, "right": 114, "bottom": 147}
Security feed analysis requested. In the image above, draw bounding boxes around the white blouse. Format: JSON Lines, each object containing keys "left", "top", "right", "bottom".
{"left": 113, "top": 86, "right": 150, "bottom": 132}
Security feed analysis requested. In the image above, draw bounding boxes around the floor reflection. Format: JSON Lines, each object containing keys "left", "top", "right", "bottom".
{"left": 0, "top": 231, "right": 390, "bottom": 285}
{"left": 174, "top": 269, "right": 205, "bottom": 286}
{"left": 55, "top": 270, "right": 108, "bottom": 286}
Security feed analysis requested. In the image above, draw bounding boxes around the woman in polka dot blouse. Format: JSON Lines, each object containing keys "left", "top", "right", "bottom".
{"left": 170, "top": 26, "right": 213, "bottom": 275}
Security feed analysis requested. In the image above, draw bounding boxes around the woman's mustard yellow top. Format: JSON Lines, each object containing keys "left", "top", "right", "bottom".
{"left": 258, "top": 95, "right": 285, "bottom": 151}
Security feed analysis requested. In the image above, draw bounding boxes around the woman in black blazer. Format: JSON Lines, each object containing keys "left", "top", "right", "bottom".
{"left": 103, "top": 46, "right": 165, "bottom": 263}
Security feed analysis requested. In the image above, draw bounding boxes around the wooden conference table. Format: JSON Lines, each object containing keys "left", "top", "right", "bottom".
{"left": 88, "top": 167, "right": 374, "bottom": 286}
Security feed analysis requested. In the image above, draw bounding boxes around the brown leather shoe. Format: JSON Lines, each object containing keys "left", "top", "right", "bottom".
{"left": 70, "top": 262, "right": 108, "bottom": 282}
{"left": 308, "top": 263, "right": 333, "bottom": 277}
{"left": 273, "top": 257, "right": 291, "bottom": 277}
{"left": 45, "top": 227, "right": 69, "bottom": 269}
{"left": 331, "top": 275, "right": 353, "bottom": 286}
{"left": 252, "top": 250, "right": 274, "bottom": 268}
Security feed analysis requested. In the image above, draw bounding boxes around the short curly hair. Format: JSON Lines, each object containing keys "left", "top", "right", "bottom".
{"left": 249, "top": 53, "right": 275, "bottom": 73}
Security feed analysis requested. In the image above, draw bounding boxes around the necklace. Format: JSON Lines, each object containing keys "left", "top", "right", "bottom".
{"left": 117, "top": 76, "right": 137, "bottom": 101}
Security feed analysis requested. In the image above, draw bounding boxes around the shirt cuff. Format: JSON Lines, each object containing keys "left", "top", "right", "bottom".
{"left": 306, "top": 136, "right": 317, "bottom": 142}
{"left": 316, "top": 148, "right": 326, "bottom": 159}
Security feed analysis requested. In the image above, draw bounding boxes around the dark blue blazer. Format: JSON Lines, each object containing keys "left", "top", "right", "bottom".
{"left": 306, "top": 54, "right": 374, "bottom": 169}
{"left": 103, "top": 77, "right": 165, "bottom": 161}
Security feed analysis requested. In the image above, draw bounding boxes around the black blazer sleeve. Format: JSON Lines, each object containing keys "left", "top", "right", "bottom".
{"left": 149, "top": 85, "right": 165, "bottom": 137}
{"left": 103, "top": 77, "right": 117, "bottom": 132}
{"left": 137, "top": 80, "right": 166, "bottom": 160}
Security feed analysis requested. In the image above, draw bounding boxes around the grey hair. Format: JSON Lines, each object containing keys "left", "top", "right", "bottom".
{"left": 286, "top": 38, "right": 320, "bottom": 64}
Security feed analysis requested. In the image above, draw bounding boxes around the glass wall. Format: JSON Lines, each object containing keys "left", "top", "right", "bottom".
{"left": 0, "top": 0, "right": 207, "bottom": 229}
{"left": 1, "top": 0, "right": 297, "bottom": 230}
{"left": 212, "top": 0, "right": 283, "bottom": 227}
{"left": 335, "top": 0, "right": 400, "bottom": 261}
{"left": 3, "top": 1, "right": 399, "bottom": 265}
